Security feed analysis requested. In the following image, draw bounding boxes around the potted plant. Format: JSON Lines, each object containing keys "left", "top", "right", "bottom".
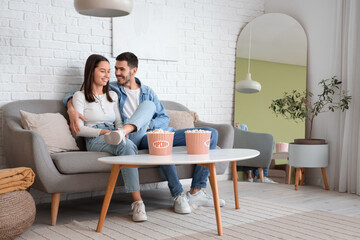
{"left": 269, "top": 76, "right": 351, "bottom": 144}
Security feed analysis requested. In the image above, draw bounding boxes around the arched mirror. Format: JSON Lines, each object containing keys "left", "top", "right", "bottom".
{"left": 234, "top": 13, "right": 307, "bottom": 144}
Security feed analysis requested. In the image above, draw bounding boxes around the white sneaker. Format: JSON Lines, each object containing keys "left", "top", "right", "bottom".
{"left": 104, "top": 129, "right": 126, "bottom": 145}
{"left": 187, "top": 190, "right": 226, "bottom": 207}
{"left": 247, "top": 178, "right": 254, "bottom": 182}
{"left": 173, "top": 193, "right": 191, "bottom": 214}
{"left": 254, "top": 177, "right": 278, "bottom": 184}
{"left": 131, "top": 200, "right": 147, "bottom": 222}
{"left": 263, "top": 177, "right": 278, "bottom": 184}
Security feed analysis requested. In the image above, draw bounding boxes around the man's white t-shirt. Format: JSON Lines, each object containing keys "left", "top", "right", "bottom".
{"left": 123, "top": 87, "right": 140, "bottom": 119}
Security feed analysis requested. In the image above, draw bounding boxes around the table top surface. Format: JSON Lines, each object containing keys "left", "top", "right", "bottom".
{"left": 98, "top": 148, "right": 259, "bottom": 165}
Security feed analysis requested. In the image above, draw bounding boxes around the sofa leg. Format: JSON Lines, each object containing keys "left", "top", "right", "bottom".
{"left": 51, "top": 193, "right": 60, "bottom": 226}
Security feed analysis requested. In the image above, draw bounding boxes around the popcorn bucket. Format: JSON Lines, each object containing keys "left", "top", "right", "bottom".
{"left": 185, "top": 130, "right": 211, "bottom": 154}
{"left": 146, "top": 132, "right": 174, "bottom": 155}
{"left": 276, "top": 142, "right": 289, "bottom": 153}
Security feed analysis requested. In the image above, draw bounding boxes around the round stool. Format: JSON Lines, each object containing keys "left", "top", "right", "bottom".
{"left": 0, "top": 190, "right": 36, "bottom": 240}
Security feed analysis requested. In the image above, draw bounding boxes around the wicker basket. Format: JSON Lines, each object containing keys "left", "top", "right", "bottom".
{"left": 0, "top": 191, "right": 36, "bottom": 240}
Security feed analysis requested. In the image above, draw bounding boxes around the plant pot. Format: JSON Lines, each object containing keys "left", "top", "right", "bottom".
{"left": 289, "top": 143, "right": 328, "bottom": 168}
{"left": 294, "top": 139, "right": 326, "bottom": 145}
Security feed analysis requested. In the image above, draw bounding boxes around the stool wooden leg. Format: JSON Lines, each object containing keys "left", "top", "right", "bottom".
{"left": 258, "top": 168, "right": 264, "bottom": 183}
{"left": 231, "top": 161, "right": 240, "bottom": 209}
{"left": 321, "top": 168, "right": 329, "bottom": 190}
{"left": 301, "top": 168, "right": 305, "bottom": 186}
{"left": 295, "top": 168, "right": 301, "bottom": 190}
{"left": 51, "top": 193, "right": 60, "bottom": 226}
{"left": 287, "top": 165, "right": 292, "bottom": 184}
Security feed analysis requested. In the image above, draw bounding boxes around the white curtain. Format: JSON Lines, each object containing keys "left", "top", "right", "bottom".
{"left": 331, "top": 0, "right": 360, "bottom": 195}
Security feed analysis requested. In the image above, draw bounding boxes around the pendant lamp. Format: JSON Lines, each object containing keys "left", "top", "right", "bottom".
{"left": 74, "top": 0, "right": 133, "bottom": 17}
{"left": 236, "top": 23, "right": 261, "bottom": 94}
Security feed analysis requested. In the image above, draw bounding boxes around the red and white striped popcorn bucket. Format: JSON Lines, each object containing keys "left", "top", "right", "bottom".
{"left": 185, "top": 130, "right": 211, "bottom": 154}
{"left": 146, "top": 131, "right": 174, "bottom": 155}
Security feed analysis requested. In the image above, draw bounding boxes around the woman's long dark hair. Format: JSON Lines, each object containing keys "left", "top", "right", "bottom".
{"left": 80, "top": 54, "right": 113, "bottom": 103}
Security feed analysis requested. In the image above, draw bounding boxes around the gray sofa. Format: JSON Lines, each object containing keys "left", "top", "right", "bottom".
{"left": 3, "top": 99, "right": 234, "bottom": 225}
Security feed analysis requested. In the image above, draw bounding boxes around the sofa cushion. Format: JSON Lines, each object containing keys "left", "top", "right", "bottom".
{"left": 52, "top": 151, "right": 113, "bottom": 174}
{"left": 167, "top": 110, "right": 198, "bottom": 130}
{"left": 52, "top": 147, "right": 188, "bottom": 174}
{"left": 19, "top": 110, "right": 79, "bottom": 154}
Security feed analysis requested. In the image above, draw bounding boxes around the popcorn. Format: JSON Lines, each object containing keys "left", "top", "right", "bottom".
{"left": 147, "top": 129, "right": 173, "bottom": 134}
{"left": 185, "top": 129, "right": 211, "bottom": 133}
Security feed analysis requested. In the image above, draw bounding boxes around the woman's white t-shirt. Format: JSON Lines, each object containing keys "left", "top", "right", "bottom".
{"left": 72, "top": 90, "right": 123, "bottom": 137}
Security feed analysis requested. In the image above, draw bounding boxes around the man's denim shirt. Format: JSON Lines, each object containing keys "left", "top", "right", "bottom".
{"left": 64, "top": 77, "right": 173, "bottom": 132}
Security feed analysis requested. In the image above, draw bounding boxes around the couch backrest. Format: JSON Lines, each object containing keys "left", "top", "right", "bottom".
{"left": 161, "top": 100, "right": 189, "bottom": 111}
{"left": 2, "top": 99, "right": 189, "bottom": 151}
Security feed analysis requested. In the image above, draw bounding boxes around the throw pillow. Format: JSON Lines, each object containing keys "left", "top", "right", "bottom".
{"left": 19, "top": 110, "right": 79, "bottom": 154}
{"left": 167, "top": 110, "right": 199, "bottom": 130}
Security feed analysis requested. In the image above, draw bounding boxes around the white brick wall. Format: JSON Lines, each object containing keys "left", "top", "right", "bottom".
{"left": 0, "top": 0, "right": 264, "bottom": 181}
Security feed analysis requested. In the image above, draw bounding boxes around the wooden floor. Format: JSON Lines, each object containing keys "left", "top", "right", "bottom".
{"left": 15, "top": 180, "right": 360, "bottom": 239}
{"left": 33, "top": 179, "right": 360, "bottom": 226}
{"left": 233, "top": 181, "right": 360, "bottom": 218}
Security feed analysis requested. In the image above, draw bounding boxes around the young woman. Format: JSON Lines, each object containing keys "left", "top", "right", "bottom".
{"left": 72, "top": 54, "right": 154, "bottom": 222}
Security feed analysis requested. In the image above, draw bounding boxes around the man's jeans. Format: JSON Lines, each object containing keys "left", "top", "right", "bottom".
{"left": 85, "top": 101, "right": 156, "bottom": 193}
{"left": 139, "top": 127, "right": 219, "bottom": 197}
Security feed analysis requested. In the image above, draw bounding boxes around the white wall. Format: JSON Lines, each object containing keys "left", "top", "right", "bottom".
{"left": 0, "top": 0, "right": 264, "bottom": 168}
{"left": 265, "top": 0, "right": 339, "bottom": 186}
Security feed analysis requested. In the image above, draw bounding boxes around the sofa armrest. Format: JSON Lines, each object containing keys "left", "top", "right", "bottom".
{"left": 194, "top": 120, "right": 234, "bottom": 149}
{"left": 3, "top": 119, "right": 64, "bottom": 193}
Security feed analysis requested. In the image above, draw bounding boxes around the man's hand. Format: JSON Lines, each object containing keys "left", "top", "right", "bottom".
{"left": 67, "top": 98, "right": 86, "bottom": 135}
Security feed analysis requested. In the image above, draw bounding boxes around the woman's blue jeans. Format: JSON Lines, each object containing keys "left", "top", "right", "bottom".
{"left": 85, "top": 101, "right": 156, "bottom": 193}
{"left": 139, "top": 127, "right": 219, "bottom": 197}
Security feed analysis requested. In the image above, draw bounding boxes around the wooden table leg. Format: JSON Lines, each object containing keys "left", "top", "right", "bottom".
{"left": 321, "top": 168, "right": 329, "bottom": 190}
{"left": 231, "top": 161, "right": 239, "bottom": 209}
{"left": 295, "top": 168, "right": 301, "bottom": 191}
{"left": 258, "top": 168, "right": 264, "bottom": 183}
{"left": 287, "top": 165, "right": 291, "bottom": 184}
{"left": 96, "top": 164, "right": 121, "bottom": 232}
{"left": 199, "top": 163, "right": 223, "bottom": 236}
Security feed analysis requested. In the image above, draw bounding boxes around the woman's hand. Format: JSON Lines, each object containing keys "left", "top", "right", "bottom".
{"left": 100, "top": 129, "right": 111, "bottom": 136}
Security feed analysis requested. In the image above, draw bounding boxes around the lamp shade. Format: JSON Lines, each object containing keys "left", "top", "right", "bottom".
{"left": 236, "top": 73, "right": 261, "bottom": 93}
{"left": 74, "top": 0, "right": 133, "bottom": 17}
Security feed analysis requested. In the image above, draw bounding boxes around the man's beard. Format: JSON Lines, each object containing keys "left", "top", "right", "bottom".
{"left": 116, "top": 74, "right": 131, "bottom": 86}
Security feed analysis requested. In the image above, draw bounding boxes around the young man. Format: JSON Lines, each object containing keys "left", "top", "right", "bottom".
{"left": 66, "top": 52, "right": 225, "bottom": 214}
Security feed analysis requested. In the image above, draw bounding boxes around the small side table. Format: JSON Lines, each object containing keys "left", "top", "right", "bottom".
{"left": 289, "top": 143, "right": 329, "bottom": 190}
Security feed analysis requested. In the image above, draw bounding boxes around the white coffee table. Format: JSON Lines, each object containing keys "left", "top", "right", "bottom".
{"left": 96, "top": 148, "right": 259, "bottom": 236}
